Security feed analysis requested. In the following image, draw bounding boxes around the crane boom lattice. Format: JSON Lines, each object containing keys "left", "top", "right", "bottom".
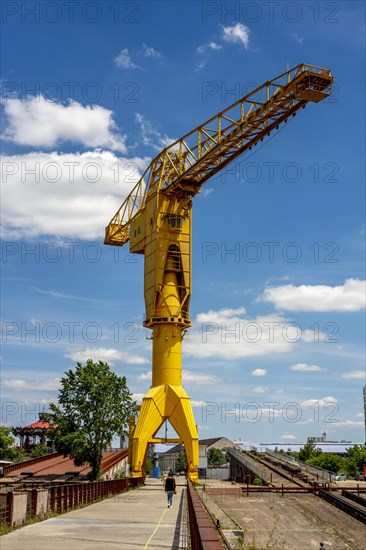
{"left": 105, "top": 63, "right": 333, "bottom": 247}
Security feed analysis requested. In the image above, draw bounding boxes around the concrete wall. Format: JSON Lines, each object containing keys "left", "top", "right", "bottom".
{"left": 35, "top": 489, "right": 49, "bottom": 517}
{"left": 205, "top": 467, "right": 230, "bottom": 480}
{"left": 101, "top": 456, "right": 129, "bottom": 480}
{"left": 158, "top": 456, "right": 177, "bottom": 473}
{"left": 11, "top": 492, "right": 28, "bottom": 527}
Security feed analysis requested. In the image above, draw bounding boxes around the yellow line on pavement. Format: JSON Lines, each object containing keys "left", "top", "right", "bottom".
{"left": 143, "top": 507, "right": 168, "bottom": 549}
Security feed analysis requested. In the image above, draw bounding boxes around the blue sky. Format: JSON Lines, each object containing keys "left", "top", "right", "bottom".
{"left": 1, "top": 1, "right": 365, "bottom": 447}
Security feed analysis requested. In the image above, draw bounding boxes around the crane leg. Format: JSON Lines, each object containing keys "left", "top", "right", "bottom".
{"left": 130, "top": 386, "right": 165, "bottom": 478}
{"left": 130, "top": 384, "right": 198, "bottom": 482}
{"left": 167, "top": 385, "right": 199, "bottom": 483}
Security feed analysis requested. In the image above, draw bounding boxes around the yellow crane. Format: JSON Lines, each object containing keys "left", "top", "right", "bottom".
{"left": 105, "top": 63, "right": 333, "bottom": 482}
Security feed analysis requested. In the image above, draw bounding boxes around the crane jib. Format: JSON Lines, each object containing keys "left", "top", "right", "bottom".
{"left": 105, "top": 64, "right": 333, "bottom": 247}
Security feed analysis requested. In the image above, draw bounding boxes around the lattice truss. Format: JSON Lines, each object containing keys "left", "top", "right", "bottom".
{"left": 105, "top": 64, "right": 333, "bottom": 246}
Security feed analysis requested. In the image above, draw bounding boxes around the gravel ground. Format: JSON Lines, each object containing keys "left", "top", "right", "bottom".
{"left": 200, "top": 486, "right": 366, "bottom": 550}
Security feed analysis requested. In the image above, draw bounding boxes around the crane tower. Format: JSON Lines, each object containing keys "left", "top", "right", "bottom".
{"left": 105, "top": 64, "right": 333, "bottom": 482}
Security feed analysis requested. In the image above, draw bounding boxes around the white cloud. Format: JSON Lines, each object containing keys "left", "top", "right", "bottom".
{"left": 1, "top": 150, "right": 148, "bottom": 239}
{"left": 132, "top": 393, "right": 145, "bottom": 403}
{"left": 2, "top": 96, "right": 127, "bottom": 151}
{"left": 142, "top": 44, "right": 163, "bottom": 58}
{"left": 138, "top": 371, "right": 151, "bottom": 380}
{"left": 183, "top": 370, "right": 220, "bottom": 384}
{"left": 185, "top": 308, "right": 306, "bottom": 359}
{"left": 335, "top": 420, "right": 364, "bottom": 428}
{"left": 135, "top": 113, "right": 174, "bottom": 151}
{"left": 261, "top": 279, "right": 366, "bottom": 312}
{"left": 301, "top": 396, "right": 338, "bottom": 408}
{"left": 65, "top": 347, "right": 148, "bottom": 365}
{"left": 281, "top": 434, "right": 297, "bottom": 440}
{"left": 291, "top": 363, "right": 326, "bottom": 372}
{"left": 252, "top": 386, "right": 269, "bottom": 394}
{"left": 341, "top": 370, "right": 365, "bottom": 379}
{"left": 301, "top": 329, "right": 327, "bottom": 343}
{"left": 252, "top": 368, "right": 267, "bottom": 377}
{"left": 2, "top": 377, "right": 60, "bottom": 391}
{"left": 195, "top": 60, "right": 207, "bottom": 72}
{"left": 222, "top": 23, "right": 250, "bottom": 49}
{"left": 114, "top": 48, "right": 141, "bottom": 69}
{"left": 138, "top": 369, "right": 219, "bottom": 384}
{"left": 31, "top": 287, "right": 93, "bottom": 302}
{"left": 223, "top": 405, "right": 283, "bottom": 422}
{"left": 197, "top": 307, "right": 247, "bottom": 320}
{"left": 196, "top": 41, "right": 222, "bottom": 54}
{"left": 208, "top": 41, "right": 222, "bottom": 50}
{"left": 290, "top": 33, "right": 304, "bottom": 44}
{"left": 201, "top": 188, "right": 214, "bottom": 198}
{"left": 195, "top": 41, "right": 222, "bottom": 70}
{"left": 190, "top": 400, "right": 207, "bottom": 407}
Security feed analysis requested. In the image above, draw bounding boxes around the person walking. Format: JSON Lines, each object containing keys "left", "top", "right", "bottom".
{"left": 165, "top": 472, "right": 176, "bottom": 508}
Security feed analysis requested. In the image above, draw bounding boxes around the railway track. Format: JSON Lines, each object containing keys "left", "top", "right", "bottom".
{"left": 342, "top": 490, "right": 366, "bottom": 506}
{"left": 247, "top": 452, "right": 311, "bottom": 488}
{"left": 199, "top": 450, "right": 366, "bottom": 548}
{"left": 319, "top": 490, "right": 366, "bottom": 524}
{"left": 241, "top": 451, "right": 366, "bottom": 524}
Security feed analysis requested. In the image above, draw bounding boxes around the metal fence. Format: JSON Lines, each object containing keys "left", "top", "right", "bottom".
{"left": 0, "top": 493, "right": 11, "bottom": 530}
{"left": 186, "top": 480, "right": 222, "bottom": 550}
{"left": 0, "top": 477, "right": 142, "bottom": 530}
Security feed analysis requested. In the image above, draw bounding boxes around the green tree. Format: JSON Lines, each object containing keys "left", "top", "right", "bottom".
{"left": 252, "top": 476, "right": 263, "bottom": 486}
{"left": 47, "top": 360, "right": 135, "bottom": 480}
{"left": 297, "top": 441, "right": 321, "bottom": 462}
{"left": 345, "top": 444, "right": 366, "bottom": 476}
{"left": 145, "top": 458, "right": 153, "bottom": 473}
{"left": 30, "top": 443, "right": 49, "bottom": 458}
{"left": 0, "top": 427, "right": 27, "bottom": 463}
{"left": 14, "top": 448, "right": 27, "bottom": 463}
{"left": 176, "top": 449, "right": 187, "bottom": 472}
{"left": 208, "top": 447, "right": 226, "bottom": 467}
{"left": 0, "top": 426, "right": 17, "bottom": 461}
{"left": 307, "top": 453, "right": 346, "bottom": 472}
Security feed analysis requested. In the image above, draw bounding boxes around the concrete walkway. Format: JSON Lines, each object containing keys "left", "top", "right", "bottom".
{"left": 1, "top": 478, "right": 189, "bottom": 549}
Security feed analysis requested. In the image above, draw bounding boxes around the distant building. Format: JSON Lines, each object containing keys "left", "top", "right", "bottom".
{"left": 158, "top": 436, "right": 235, "bottom": 473}
{"left": 1, "top": 450, "right": 129, "bottom": 482}
{"left": 258, "top": 429, "right": 362, "bottom": 456}
{"left": 12, "top": 414, "right": 55, "bottom": 452}
{"left": 260, "top": 441, "right": 356, "bottom": 457}
{"left": 307, "top": 431, "right": 327, "bottom": 443}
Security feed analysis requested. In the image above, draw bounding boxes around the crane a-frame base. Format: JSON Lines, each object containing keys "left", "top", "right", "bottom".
{"left": 129, "top": 384, "right": 199, "bottom": 482}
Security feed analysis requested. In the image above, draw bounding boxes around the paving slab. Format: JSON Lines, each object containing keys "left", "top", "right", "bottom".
{"left": 1, "top": 478, "right": 188, "bottom": 549}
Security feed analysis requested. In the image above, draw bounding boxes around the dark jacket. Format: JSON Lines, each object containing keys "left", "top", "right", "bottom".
{"left": 165, "top": 477, "right": 176, "bottom": 492}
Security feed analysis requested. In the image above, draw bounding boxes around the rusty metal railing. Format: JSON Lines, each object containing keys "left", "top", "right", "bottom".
{"left": 186, "top": 480, "right": 222, "bottom": 550}
{"left": 0, "top": 477, "right": 142, "bottom": 530}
